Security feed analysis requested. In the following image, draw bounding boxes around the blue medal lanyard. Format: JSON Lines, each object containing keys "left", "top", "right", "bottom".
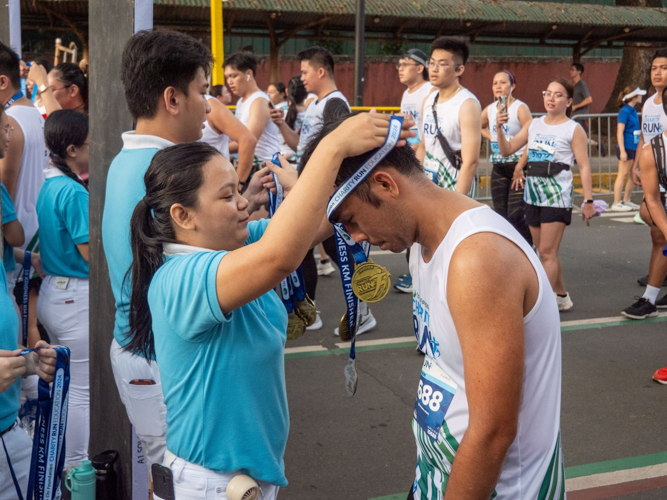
{"left": 2, "top": 346, "right": 71, "bottom": 500}
{"left": 326, "top": 115, "right": 404, "bottom": 361}
{"left": 268, "top": 154, "right": 307, "bottom": 313}
{"left": 22, "top": 251, "right": 31, "bottom": 347}
{"left": 4, "top": 90, "right": 24, "bottom": 110}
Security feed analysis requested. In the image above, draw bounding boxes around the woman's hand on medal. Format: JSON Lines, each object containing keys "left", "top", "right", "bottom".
{"left": 257, "top": 156, "right": 299, "bottom": 194}
{"left": 324, "top": 112, "right": 416, "bottom": 160}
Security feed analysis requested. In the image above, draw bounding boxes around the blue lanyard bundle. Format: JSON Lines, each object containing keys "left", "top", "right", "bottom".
{"left": 2, "top": 346, "right": 71, "bottom": 500}
{"left": 22, "top": 251, "right": 31, "bottom": 346}
{"left": 4, "top": 90, "right": 24, "bottom": 109}
{"left": 326, "top": 115, "right": 403, "bottom": 395}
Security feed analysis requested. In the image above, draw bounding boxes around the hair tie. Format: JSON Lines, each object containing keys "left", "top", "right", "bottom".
{"left": 150, "top": 208, "right": 155, "bottom": 219}
{"left": 503, "top": 70, "right": 516, "bottom": 85}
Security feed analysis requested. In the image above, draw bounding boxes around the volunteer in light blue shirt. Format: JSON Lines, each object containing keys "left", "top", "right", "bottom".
{"left": 126, "top": 112, "right": 407, "bottom": 498}
{"left": 35, "top": 109, "right": 91, "bottom": 467}
{"left": 1, "top": 183, "right": 23, "bottom": 273}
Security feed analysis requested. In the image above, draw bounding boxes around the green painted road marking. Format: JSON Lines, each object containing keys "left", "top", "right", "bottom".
{"left": 367, "top": 451, "right": 667, "bottom": 500}
{"left": 286, "top": 314, "right": 667, "bottom": 360}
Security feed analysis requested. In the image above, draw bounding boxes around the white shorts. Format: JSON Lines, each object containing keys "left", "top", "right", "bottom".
{"left": 0, "top": 421, "right": 32, "bottom": 500}
{"left": 163, "top": 451, "right": 280, "bottom": 500}
{"left": 110, "top": 339, "right": 167, "bottom": 470}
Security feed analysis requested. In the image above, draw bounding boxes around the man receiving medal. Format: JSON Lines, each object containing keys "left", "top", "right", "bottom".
{"left": 300, "top": 112, "right": 565, "bottom": 500}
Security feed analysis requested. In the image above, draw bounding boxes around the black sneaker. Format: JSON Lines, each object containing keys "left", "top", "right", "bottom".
{"left": 656, "top": 294, "right": 667, "bottom": 309}
{"left": 621, "top": 297, "right": 659, "bottom": 320}
{"left": 637, "top": 275, "right": 667, "bottom": 287}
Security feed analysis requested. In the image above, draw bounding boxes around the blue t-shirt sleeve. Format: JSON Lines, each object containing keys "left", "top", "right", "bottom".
{"left": 61, "top": 185, "right": 90, "bottom": 245}
{"left": 618, "top": 106, "right": 631, "bottom": 126}
{"left": 1, "top": 184, "right": 17, "bottom": 225}
{"left": 245, "top": 219, "right": 270, "bottom": 245}
{"left": 159, "top": 251, "right": 229, "bottom": 342}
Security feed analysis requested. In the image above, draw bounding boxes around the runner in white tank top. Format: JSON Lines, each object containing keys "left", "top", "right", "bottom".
{"left": 200, "top": 95, "right": 230, "bottom": 159}
{"left": 398, "top": 49, "right": 434, "bottom": 147}
{"left": 296, "top": 90, "right": 349, "bottom": 164}
{"left": 640, "top": 92, "right": 667, "bottom": 146}
{"left": 235, "top": 90, "right": 280, "bottom": 163}
{"left": 410, "top": 207, "right": 564, "bottom": 500}
{"left": 487, "top": 98, "right": 527, "bottom": 164}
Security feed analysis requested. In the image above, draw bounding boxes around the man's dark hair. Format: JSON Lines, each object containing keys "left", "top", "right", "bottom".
{"left": 121, "top": 30, "right": 212, "bottom": 120}
{"left": 652, "top": 47, "right": 667, "bottom": 63}
{"left": 210, "top": 84, "right": 223, "bottom": 98}
{"left": 430, "top": 37, "right": 469, "bottom": 66}
{"left": 300, "top": 112, "right": 424, "bottom": 208}
{"left": 572, "top": 62, "right": 584, "bottom": 74}
{"left": 223, "top": 52, "right": 257, "bottom": 76}
{"left": 0, "top": 42, "right": 21, "bottom": 89}
{"left": 298, "top": 46, "right": 335, "bottom": 76}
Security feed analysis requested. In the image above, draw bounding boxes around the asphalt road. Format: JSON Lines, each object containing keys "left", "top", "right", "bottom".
{"left": 279, "top": 198, "right": 667, "bottom": 500}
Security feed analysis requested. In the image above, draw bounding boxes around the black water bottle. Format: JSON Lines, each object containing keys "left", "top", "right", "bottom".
{"left": 91, "top": 450, "right": 118, "bottom": 500}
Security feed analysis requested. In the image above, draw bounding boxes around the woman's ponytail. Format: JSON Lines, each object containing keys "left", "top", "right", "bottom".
{"left": 125, "top": 142, "right": 220, "bottom": 360}
{"left": 44, "top": 109, "right": 88, "bottom": 189}
{"left": 617, "top": 86, "right": 634, "bottom": 109}
{"left": 285, "top": 75, "right": 308, "bottom": 130}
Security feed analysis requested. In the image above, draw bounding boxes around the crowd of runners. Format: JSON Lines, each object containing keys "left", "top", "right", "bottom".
{"left": 0, "top": 26, "right": 666, "bottom": 500}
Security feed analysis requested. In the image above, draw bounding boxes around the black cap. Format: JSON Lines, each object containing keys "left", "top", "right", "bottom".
{"left": 402, "top": 49, "right": 428, "bottom": 67}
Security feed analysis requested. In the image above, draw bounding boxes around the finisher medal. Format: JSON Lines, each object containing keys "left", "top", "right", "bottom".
{"left": 295, "top": 295, "right": 318, "bottom": 327}
{"left": 286, "top": 312, "right": 307, "bottom": 341}
{"left": 351, "top": 258, "right": 391, "bottom": 303}
{"left": 338, "top": 312, "right": 355, "bottom": 342}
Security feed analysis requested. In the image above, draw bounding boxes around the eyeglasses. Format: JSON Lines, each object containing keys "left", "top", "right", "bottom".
{"left": 542, "top": 91, "right": 566, "bottom": 99}
{"left": 429, "top": 60, "right": 457, "bottom": 71}
{"left": 49, "top": 84, "right": 72, "bottom": 93}
{"left": 396, "top": 63, "right": 419, "bottom": 70}
{"left": 3, "top": 125, "right": 14, "bottom": 138}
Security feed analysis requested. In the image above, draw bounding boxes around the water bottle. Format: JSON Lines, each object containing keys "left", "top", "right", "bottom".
{"left": 65, "top": 460, "right": 96, "bottom": 500}
{"left": 92, "top": 450, "right": 118, "bottom": 500}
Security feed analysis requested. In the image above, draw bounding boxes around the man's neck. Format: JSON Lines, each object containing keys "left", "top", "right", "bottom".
{"left": 572, "top": 75, "right": 581, "bottom": 84}
{"left": 241, "top": 82, "right": 260, "bottom": 101}
{"left": 407, "top": 79, "right": 427, "bottom": 93}
{"left": 1, "top": 86, "right": 28, "bottom": 107}
{"left": 316, "top": 80, "right": 338, "bottom": 100}
{"left": 655, "top": 87, "right": 665, "bottom": 104}
{"left": 435, "top": 79, "right": 461, "bottom": 102}
{"left": 134, "top": 118, "right": 182, "bottom": 144}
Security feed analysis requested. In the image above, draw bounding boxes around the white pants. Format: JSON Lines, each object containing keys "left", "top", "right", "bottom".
{"left": 165, "top": 453, "right": 279, "bottom": 500}
{"left": 110, "top": 339, "right": 167, "bottom": 471}
{"left": 0, "top": 421, "right": 32, "bottom": 500}
{"left": 36, "top": 275, "right": 90, "bottom": 468}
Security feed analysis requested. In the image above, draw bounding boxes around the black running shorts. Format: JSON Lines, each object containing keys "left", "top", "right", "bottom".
{"left": 524, "top": 204, "right": 572, "bottom": 227}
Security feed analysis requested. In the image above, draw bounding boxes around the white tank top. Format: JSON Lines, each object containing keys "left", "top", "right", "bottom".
{"left": 296, "top": 90, "right": 350, "bottom": 163}
{"left": 523, "top": 117, "right": 578, "bottom": 208}
{"left": 421, "top": 87, "right": 480, "bottom": 192}
{"left": 401, "top": 81, "right": 434, "bottom": 144}
{"left": 200, "top": 96, "right": 230, "bottom": 160}
{"left": 641, "top": 93, "right": 667, "bottom": 146}
{"left": 5, "top": 105, "right": 48, "bottom": 252}
{"left": 409, "top": 206, "right": 564, "bottom": 500}
{"left": 274, "top": 100, "right": 295, "bottom": 156}
{"left": 235, "top": 91, "right": 281, "bottom": 163}
{"left": 487, "top": 98, "right": 527, "bottom": 163}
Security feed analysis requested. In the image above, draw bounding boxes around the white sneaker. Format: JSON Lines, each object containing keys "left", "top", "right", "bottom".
{"left": 633, "top": 212, "right": 647, "bottom": 225}
{"left": 317, "top": 260, "right": 336, "bottom": 276}
{"left": 555, "top": 292, "right": 573, "bottom": 312}
{"left": 306, "top": 313, "right": 323, "bottom": 330}
{"left": 624, "top": 200, "right": 640, "bottom": 210}
{"left": 610, "top": 202, "right": 632, "bottom": 212}
{"left": 333, "top": 307, "right": 377, "bottom": 337}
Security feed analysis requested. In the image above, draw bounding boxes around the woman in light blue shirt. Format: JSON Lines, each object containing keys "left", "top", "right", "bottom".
{"left": 126, "top": 114, "right": 411, "bottom": 499}
{"left": 35, "top": 109, "right": 90, "bottom": 468}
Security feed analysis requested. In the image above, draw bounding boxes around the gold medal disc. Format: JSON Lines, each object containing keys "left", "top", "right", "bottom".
{"left": 286, "top": 312, "right": 307, "bottom": 341}
{"left": 295, "top": 295, "right": 318, "bottom": 327}
{"left": 338, "top": 312, "right": 354, "bottom": 342}
{"left": 351, "top": 259, "right": 391, "bottom": 303}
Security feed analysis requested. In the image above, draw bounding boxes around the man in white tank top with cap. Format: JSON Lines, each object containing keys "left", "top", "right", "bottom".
{"left": 304, "top": 114, "right": 564, "bottom": 499}
{"left": 399, "top": 48, "right": 434, "bottom": 151}
{"left": 224, "top": 52, "right": 281, "bottom": 191}
{"left": 416, "top": 37, "right": 481, "bottom": 197}
{"left": 622, "top": 48, "right": 667, "bottom": 320}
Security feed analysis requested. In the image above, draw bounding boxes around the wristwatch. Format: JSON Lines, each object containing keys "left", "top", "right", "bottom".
{"left": 37, "top": 84, "right": 48, "bottom": 95}
{"left": 584, "top": 199, "right": 594, "bottom": 204}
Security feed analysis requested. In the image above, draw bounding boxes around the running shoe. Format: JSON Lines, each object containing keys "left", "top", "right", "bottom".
{"left": 306, "top": 313, "right": 323, "bottom": 331}
{"left": 317, "top": 260, "right": 336, "bottom": 276}
{"left": 655, "top": 294, "right": 667, "bottom": 309}
{"left": 633, "top": 212, "right": 647, "bottom": 225}
{"left": 333, "top": 308, "right": 377, "bottom": 337}
{"left": 621, "top": 297, "right": 658, "bottom": 319}
{"left": 394, "top": 273, "right": 413, "bottom": 293}
{"left": 637, "top": 275, "right": 667, "bottom": 287}
{"left": 555, "top": 292, "right": 573, "bottom": 312}
{"left": 624, "top": 200, "right": 641, "bottom": 210}
{"left": 610, "top": 202, "right": 632, "bottom": 212}
{"left": 652, "top": 367, "right": 667, "bottom": 384}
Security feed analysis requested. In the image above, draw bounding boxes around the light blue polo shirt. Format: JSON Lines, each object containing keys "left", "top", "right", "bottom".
{"left": 149, "top": 219, "right": 289, "bottom": 486}
{"left": 1, "top": 183, "right": 17, "bottom": 272}
{"left": 36, "top": 168, "right": 89, "bottom": 278}
{"left": 0, "top": 264, "right": 20, "bottom": 432}
{"left": 102, "top": 133, "right": 174, "bottom": 353}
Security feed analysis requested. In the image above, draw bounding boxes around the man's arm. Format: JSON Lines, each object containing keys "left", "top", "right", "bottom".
{"left": 270, "top": 107, "right": 300, "bottom": 151}
{"left": 632, "top": 136, "right": 645, "bottom": 185}
{"left": 444, "top": 233, "right": 533, "bottom": 500}
{"left": 3, "top": 219, "right": 24, "bottom": 247}
{"left": 639, "top": 146, "right": 667, "bottom": 240}
{"left": 480, "top": 106, "right": 491, "bottom": 141}
{"left": 207, "top": 98, "right": 258, "bottom": 183}
{"left": 572, "top": 96, "right": 593, "bottom": 112}
{"left": 456, "top": 99, "right": 482, "bottom": 195}
{"left": 0, "top": 117, "right": 24, "bottom": 198}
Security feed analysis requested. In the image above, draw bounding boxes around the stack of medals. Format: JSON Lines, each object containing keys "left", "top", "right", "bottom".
{"left": 268, "top": 154, "right": 319, "bottom": 341}
{"left": 327, "top": 115, "right": 403, "bottom": 395}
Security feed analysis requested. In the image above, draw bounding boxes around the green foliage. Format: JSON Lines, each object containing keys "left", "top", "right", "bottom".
{"left": 379, "top": 40, "right": 407, "bottom": 56}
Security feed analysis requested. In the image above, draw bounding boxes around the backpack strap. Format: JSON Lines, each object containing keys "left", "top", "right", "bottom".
{"left": 651, "top": 134, "right": 667, "bottom": 191}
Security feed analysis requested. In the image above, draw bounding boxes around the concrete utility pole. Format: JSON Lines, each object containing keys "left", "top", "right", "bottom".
{"left": 353, "top": 0, "right": 365, "bottom": 107}
{"left": 88, "top": 0, "right": 152, "bottom": 498}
